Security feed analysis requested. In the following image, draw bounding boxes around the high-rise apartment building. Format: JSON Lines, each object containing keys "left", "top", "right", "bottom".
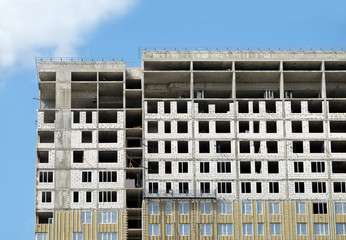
{"left": 36, "top": 51, "right": 346, "bottom": 240}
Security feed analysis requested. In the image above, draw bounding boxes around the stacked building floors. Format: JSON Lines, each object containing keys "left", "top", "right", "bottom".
{"left": 35, "top": 51, "right": 346, "bottom": 240}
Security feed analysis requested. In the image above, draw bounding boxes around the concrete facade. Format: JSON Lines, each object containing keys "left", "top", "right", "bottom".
{"left": 35, "top": 51, "right": 346, "bottom": 240}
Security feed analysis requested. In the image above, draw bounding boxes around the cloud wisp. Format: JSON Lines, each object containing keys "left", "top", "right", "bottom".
{"left": 0, "top": 0, "right": 136, "bottom": 68}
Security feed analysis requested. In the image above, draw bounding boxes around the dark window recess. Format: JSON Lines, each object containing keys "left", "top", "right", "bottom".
{"left": 240, "top": 141, "right": 250, "bottom": 153}
{"left": 329, "top": 101, "right": 346, "bottom": 113}
{"left": 239, "top": 121, "right": 249, "bottom": 133}
{"left": 312, "top": 182, "right": 326, "bottom": 193}
{"left": 99, "top": 171, "right": 117, "bottom": 182}
{"left": 217, "top": 182, "right": 232, "bottom": 193}
{"left": 165, "top": 162, "right": 172, "bottom": 174}
{"left": 99, "top": 191, "right": 117, "bottom": 202}
{"left": 39, "top": 131, "right": 54, "bottom": 143}
{"left": 268, "top": 161, "right": 279, "bottom": 174}
{"left": 240, "top": 161, "right": 251, "bottom": 174}
{"left": 148, "top": 161, "right": 159, "bottom": 174}
{"left": 253, "top": 121, "right": 259, "bottom": 133}
{"left": 311, "top": 162, "right": 325, "bottom": 173}
{"left": 269, "top": 182, "right": 279, "bottom": 193}
{"left": 310, "top": 141, "right": 324, "bottom": 153}
{"left": 148, "top": 121, "right": 158, "bottom": 133}
{"left": 291, "top": 101, "right": 301, "bottom": 113}
{"left": 266, "top": 121, "right": 277, "bottom": 133}
{"left": 200, "top": 182, "right": 211, "bottom": 193}
{"left": 73, "top": 192, "right": 79, "bottom": 203}
{"left": 313, "top": 203, "right": 327, "bottom": 214}
{"left": 331, "top": 141, "right": 346, "bottom": 153}
{"left": 199, "top": 121, "right": 209, "bottom": 133}
{"left": 166, "top": 182, "right": 172, "bottom": 193}
{"left": 147, "top": 101, "right": 158, "bottom": 113}
{"left": 254, "top": 141, "right": 261, "bottom": 153}
{"left": 216, "top": 121, "right": 230, "bottom": 133}
{"left": 42, "top": 192, "right": 52, "bottom": 203}
{"left": 165, "top": 141, "right": 171, "bottom": 153}
{"left": 164, "top": 121, "right": 171, "bottom": 133}
{"left": 73, "top": 111, "right": 80, "bottom": 123}
{"left": 217, "top": 162, "right": 231, "bottom": 173}
{"left": 73, "top": 151, "right": 84, "bottom": 163}
{"left": 86, "top": 111, "right": 92, "bottom": 123}
{"left": 99, "top": 131, "right": 117, "bottom": 143}
{"left": 330, "top": 121, "right": 346, "bottom": 133}
{"left": 332, "top": 161, "right": 346, "bottom": 173}
{"left": 292, "top": 121, "right": 302, "bottom": 133}
{"left": 256, "top": 182, "right": 262, "bottom": 193}
{"left": 267, "top": 141, "right": 278, "bottom": 153}
{"left": 82, "top": 131, "right": 92, "bottom": 143}
{"left": 178, "top": 121, "right": 188, "bottom": 133}
{"left": 126, "top": 79, "right": 141, "bottom": 89}
{"left": 99, "top": 151, "right": 117, "bottom": 163}
{"left": 164, "top": 102, "right": 171, "bottom": 113}
{"left": 216, "top": 141, "right": 231, "bottom": 153}
{"left": 238, "top": 101, "right": 249, "bottom": 113}
{"left": 199, "top": 141, "right": 210, "bottom": 153}
{"left": 198, "top": 102, "right": 209, "bottom": 113}
{"left": 178, "top": 141, "right": 188, "bottom": 153}
{"left": 82, "top": 172, "right": 92, "bottom": 182}
{"left": 255, "top": 161, "right": 261, "bottom": 173}
{"left": 295, "top": 182, "right": 305, "bottom": 193}
{"left": 179, "top": 182, "right": 189, "bottom": 194}
{"left": 200, "top": 162, "right": 210, "bottom": 173}
{"left": 309, "top": 121, "right": 323, "bottom": 133}
{"left": 177, "top": 101, "right": 188, "bottom": 113}
{"left": 241, "top": 182, "right": 251, "bottom": 193}
{"left": 334, "top": 182, "right": 346, "bottom": 193}
{"left": 99, "top": 111, "right": 117, "bottom": 123}
{"left": 294, "top": 162, "right": 304, "bottom": 173}
{"left": 127, "top": 139, "right": 141, "bottom": 148}
{"left": 293, "top": 141, "right": 304, "bottom": 153}
{"left": 43, "top": 111, "right": 55, "bottom": 123}
{"left": 149, "top": 182, "right": 158, "bottom": 193}
{"left": 308, "top": 101, "right": 322, "bottom": 113}
{"left": 253, "top": 101, "right": 259, "bottom": 113}
{"left": 38, "top": 151, "right": 49, "bottom": 163}
{"left": 39, "top": 172, "right": 53, "bottom": 183}
{"left": 86, "top": 192, "right": 91, "bottom": 202}
{"left": 178, "top": 162, "right": 188, "bottom": 173}
{"left": 148, "top": 141, "right": 158, "bottom": 153}
{"left": 266, "top": 101, "right": 276, "bottom": 113}
{"left": 215, "top": 103, "right": 229, "bottom": 113}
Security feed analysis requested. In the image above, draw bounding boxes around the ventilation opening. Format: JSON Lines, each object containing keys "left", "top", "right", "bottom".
{"left": 126, "top": 79, "right": 141, "bottom": 89}
{"left": 73, "top": 151, "right": 84, "bottom": 163}
{"left": 43, "top": 111, "right": 55, "bottom": 123}
{"left": 148, "top": 141, "right": 158, "bottom": 153}
{"left": 238, "top": 101, "right": 249, "bottom": 113}
{"left": 239, "top": 121, "right": 249, "bottom": 133}
{"left": 99, "top": 131, "right": 117, "bottom": 143}
{"left": 331, "top": 141, "right": 346, "bottom": 153}
{"left": 266, "top": 141, "right": 278, "bottom": 153}
{"left": 240, "top": 161, "right": 251, "bottom": 174}
{"left": 39, "top": 131, "right": 54, "bottom": 143}
{"left": 266, "top": 101, "right": 276, "bottom": 113}
{"left": 148, "top": 161, "right": 159, "bottom": 174}
{"left": 147, "top": 101, "right": 158, "bottom": 113}
{"left": 199, "top": 141, "right": 210, "bottom": 153}
{"left": 330, "top": 121, "right": 346, "bottom": 133}
{"left": 148, "top": 121, "right": 158, "bottom": 133}
{"left": 332, "top": 161, "right": 346, "bottom": 173}
{"left": 216, "top": 121, "right": 230, "bottom": 133}
{"left": 199, "top": 121, "right": 209, "bottom": 133}
{"left": 99, "top": 151, "right": 117, "bottom": 163}
{"left": 37, "top": 151, "right": 49, "bottom": 163}
{"left": 309, "top": 121, "right": 323, "bottom": 133}
{"left": 178, "top": 141, "right": 188, "bottom": 153}
{"left": 268, "top": 161, "right": 279, "bottom": 174}
{"left": 266, "top": 121, "right": 277, "bottom": 133}
{"left": 292, "top": 121, "right": 302, "bottom": 133}
{"left": 82, "top": 131, "right": 92, "bottom": 143}
{"left": 293, "top": 141, "right": 303, "bottom": 153}
{"left": 216, "top": 141, "right": 231, "bottom": 153}
{"left": 99, "top": 111, "right": 117, "bottom": 123}
{"left": 37, "top": 212, "right": 53, "bottom": 224}
{"left": 240, "top": 141, "right": 250, "bottom": 153}
{"left": 255, "top": 161, "right": 261, "bottom": 173}
{"left": 308, "top": 101, "right": 322, "bottom": 113}
{"left": 291, "top": 101, "right": 301, "bottom": 113}
{"left": 177, "top": 101, "right": 188, "bottom": 113}
{"left": 71, "top": 72, "right": 97, "bottom": 81}
{"left": 178, "top": 121, "right": 188, "bottom": 133}
{"left": 310, "top": 141, "right": 324, "bottom": 153}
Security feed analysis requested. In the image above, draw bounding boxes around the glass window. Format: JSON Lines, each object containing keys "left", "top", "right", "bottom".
{"left": 219, "top": 224, "right": 233, "bottom": 236}
{"left": 72, "top": 233, "right": 83, "bottom": 240}
{"left": 179, "top": 202, "right": 190, "bottom": 215}
{"left": 149, "top": 224, "right": 159, "bottom": 236}
{"left": 335, "top": 202, "right": 346, "bottom": 214}
{"left": 242, "top": 202, "right": 252, "bottom": 214}
{"left": 257, "top": 202, "right": 263, "bottom": 214}
{"left": 99, "top": 233, "right": 118, "bottom": 240}
{"left": 180, "top": 224, "right": 190, "bottom": 236}
{"left": 148, "top": 202, "right": 159, "bottom": 215}
{"left": 201, "top": 224, "right": 212, "bottom": 236}
{"left": 296, "top": 202, "right": 306, "bottom": 214}
{"left": 270, "top": 202, "right": 280, "bottom": 214}
{"left": 336, "top": 223, "right": 346, "bottom": 235}
{"left": 166, "top": 202, "right": 172, "bottom": 215}
{"left": 243, "top": 223, "right": 253, "bottom": 236}
{"left": 314, "top": 223, "right": 328, "bottom": 235}
{"left": 271, "top": 223, "right": 281, "bottom": 235}
{"left": 201, "top": 202, "right": 211, "bottom": 215}
{"left": 99, "top": 211, "right": 117, "bottom": 224}
{"left": 166, "top": 224, "right": 172, "bottom": 236}
{"left": 82, "top": 211, "right": 92, "bottom": 224}
{"left": 297, "top": 223, "right": 307, "bottom": 235}
{"left": 258, "top": 224, "right": 264, "bottom": 235}
{"left": 36, "top": 233, "right": 47, "bottom": 240}
{"left": 218, "top": 202, "right": 233, "bottom": 215}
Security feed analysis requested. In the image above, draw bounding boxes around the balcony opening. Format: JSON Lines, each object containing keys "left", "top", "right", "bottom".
{"left": 99, "top": 131, "right": 117, "bottom": 143}
{"left": 240, "top": 161, "right": 251, "bottom": 174}
{"left": 126, "top": 112, "right": 142, "bottom": 128}
{"left": 127, "top": 139, "right": 141, "bottom": 148}
{"left": 126, "top": 92, "right": 142, "bottom": 108}
{"left": 240, "top": 141, "right": 250, "bottom": 153}
{"left": 126, "top": 191, "right": 142, "bottom": 208}
{"left": 37, "top": 212, "right": 53, "bottom": 224}
{"left": 99, "top": 151, "right": 117, "bottom": 163}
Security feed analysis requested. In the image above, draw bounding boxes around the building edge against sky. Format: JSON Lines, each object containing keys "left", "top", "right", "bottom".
{"left": 35, "top": 50, "right": 346, "bottom": 240}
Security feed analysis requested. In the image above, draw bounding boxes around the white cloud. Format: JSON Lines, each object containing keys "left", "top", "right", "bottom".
{"left": 0, "top": 0, "right": 136, "bottom": 68}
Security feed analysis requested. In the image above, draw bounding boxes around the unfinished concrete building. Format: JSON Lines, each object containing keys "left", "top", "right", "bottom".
{"left": 36, "top": 51, "right": 346, "bottom": 240}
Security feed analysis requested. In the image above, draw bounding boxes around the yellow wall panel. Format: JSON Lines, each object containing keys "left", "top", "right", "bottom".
{"left": 313, "top": 215, "right": 329, "bottom": 223}
{"left": 242, "top": 215, "right": 253, "bottom": 223}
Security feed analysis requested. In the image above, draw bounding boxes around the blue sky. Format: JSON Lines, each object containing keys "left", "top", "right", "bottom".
{"left": 0, "top": 0, "right": 345, "bottom": 238}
